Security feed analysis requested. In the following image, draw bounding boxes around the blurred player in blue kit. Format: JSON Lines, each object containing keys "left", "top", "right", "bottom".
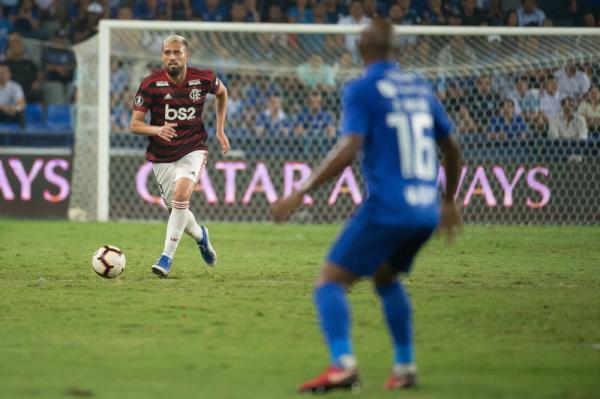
{"left": 272, "top": 20, "right": 462, "bottom": 393}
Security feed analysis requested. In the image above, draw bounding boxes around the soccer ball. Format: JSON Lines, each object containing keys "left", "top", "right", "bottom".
{"left": 92, "top": 245, "right": 126, "bottom": 278}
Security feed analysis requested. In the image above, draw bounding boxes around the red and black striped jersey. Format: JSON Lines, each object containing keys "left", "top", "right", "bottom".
{"left": 133, "top": 67, "right": 221, "bottom": 163}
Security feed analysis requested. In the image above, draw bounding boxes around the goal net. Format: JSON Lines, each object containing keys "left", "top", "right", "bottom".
{"left": 70, "top": 22, "right": 600, "bottom": 224}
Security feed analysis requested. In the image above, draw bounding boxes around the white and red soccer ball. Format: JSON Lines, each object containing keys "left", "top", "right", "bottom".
{"left": 91, "top": 245, "right": 126, "bottom": 278}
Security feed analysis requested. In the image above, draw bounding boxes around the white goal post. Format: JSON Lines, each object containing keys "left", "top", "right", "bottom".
{"left": 70, "top": 22, "right": 600, "bottom": 223}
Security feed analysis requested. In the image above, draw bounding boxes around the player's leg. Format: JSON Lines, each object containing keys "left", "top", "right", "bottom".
{"left": 184, "top": 209, "right": 217, "bottom": 266}
{"left": 151, "top": 175, "right": 196, "bottom": 277}
{"left": 299, "top": 212, "right": 390, "bottom": 393}
{"left": 373, "top": 226, "right": 435, "bottom": 390}
{"left": 374, "top": 263, "right": 417, "bottom": 389}
{"left": 177, "top": 150, "right": 216, "bottom": 266}
{"left": 298, "top": 262, "right": 361, "bottom": 394}
{"left": 150, "top": 151, "right": 208, "bottom": 276}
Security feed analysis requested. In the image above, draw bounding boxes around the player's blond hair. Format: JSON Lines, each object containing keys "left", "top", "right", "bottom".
{"left": 162, "top": 34, "right": 188, "bottom": 52}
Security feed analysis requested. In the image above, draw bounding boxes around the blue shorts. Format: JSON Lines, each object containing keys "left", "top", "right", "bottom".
{"left": 327, "top": 212, "right": 435, "bottom": 277}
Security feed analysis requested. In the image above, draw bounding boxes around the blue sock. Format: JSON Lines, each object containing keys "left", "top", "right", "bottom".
{"left": 376, "top": 281, "right": 414, "bottom": 365}
{"left": 314, "top": 283, "right": 353, "bottom": 367}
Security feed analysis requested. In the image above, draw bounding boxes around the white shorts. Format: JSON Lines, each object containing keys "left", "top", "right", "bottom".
{"left": 152, "top": 150, "right": 207, "bottom": 207}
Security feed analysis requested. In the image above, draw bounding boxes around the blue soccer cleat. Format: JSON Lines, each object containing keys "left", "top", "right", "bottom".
{"left": 151, "top": 255, "right": 172, "bottom": 277}
{"left": 198, "top": 225, "right": 217, "bottom": 266}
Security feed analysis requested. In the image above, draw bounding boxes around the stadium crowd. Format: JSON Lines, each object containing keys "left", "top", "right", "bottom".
{"left": 0, "top": 0, "right": 599, "bottom": 145}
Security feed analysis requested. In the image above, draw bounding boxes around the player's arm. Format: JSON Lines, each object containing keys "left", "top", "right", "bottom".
{"left": 272, "top": 134, "right": 362, "bottom": 222}
{"left": 214, "top": 82, "right": 230, "bottom": 154}
{"left": 129, "top": 110, "right": 177, "bottom": 142}
{"left": 434, "top": 96, "right": 463, "bottom": 242}
{"left": 439, "top": 135, "right": 461, "bottom": 204}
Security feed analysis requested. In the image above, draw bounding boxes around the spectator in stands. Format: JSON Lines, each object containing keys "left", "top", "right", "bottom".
{"left": 538, "top": 0, "right": 577, "bottom": 26}
{"left": 421, "top": 0, "right": 446, "bottom": 24}
{"left": 363, "top": 0, "right": 385, "bottom": 18}
{"left": 110, "top": 59, "right": 128, "bottom": 96}
{"left": 581, "top": 1, "right": 600, "bottom": 26}
{"left": 73, "top": 1, "right": 103, "bottom": 43}
{"left": 313, "top": 3, "right": 331, "bottom": 24}
{"left": 243, "top": 0, "right": 260, "bottom": 22}
{"left": 337, "top": 0, "right": 371, "bottom": 53}
{"left": 322, "top": 0, "right": 344, "bottom": 23}
{"left": 460, "top": 0, "right": 488, "bottom": 25}
{"left": 500, "top": 9, "right": 516, "bottom": 25}
{"left": 9, "top": 0, "right": 40, "bottom": 38}
{"left": 540, "top": 75, "right": 563, "bottom": 122}
{"left": 388, "top": 1, "right": 419, "bottom": 25}
{"left": 38, "top": 1, "right": 71, "bottom": 39}
{"left": 456, "top": 103, "right": 479, "bottom": 134}
{"left": 193, "top": 0, "right": 229, "bottom": 21}
{"left": 555, "top": 62, "right": 591, "bottom": 100}
{"left": 287, "top": 0, "right": 313, "bottom": 23}
{"left": 446, "top": 5, "right": 463, "bottom": 25}
{"left": 0, "top": 63, "right": 25, "bottom": 127}
{"left": 583, "top": 10, "right": 596, "bottom": 27}
{"left": 437, "top": 36, "right": 476, "bottom": 68}
{"left": 548, "top": 96, "right": 588, "bottom": 140}
{"left": 491, "top": 0, "right": 520, "bottom": 18}
{"left": 396, "top": 0, "right": 421, "bottom": 23}
{"left": 333, "top": 51, "right": 356, "bottom": 85}
{"left": 116, "top": 5, "right": 135, "bottom": 19}
{"left": 481, "top": 34, "right": 502, "bottom": 64}
{"left": 508, "top": 76, "right": 541, "bottom": 122}
{"left": 293, "top": 91, "right": 336, "bottom": 138}
{"left": 110, "top": 91, "right": 129, "bottom": 133}
{"left": 577, "top": 84, "right": 600, "bottom": 134}
{"left": 297, "top": 53, "right": 336, "bottom": 91}
{"left": 265, "top": 3, "right": 284, "bottom": 22}
{"left": 516, "top": 0, "right": 545, "bottom": 26}
{"left": 41, "top": 29, "right": 76, "bottom": 104}
{"left": 0, "top": 8, "right": 14, "bottom": 55}
{"left": 3, "top": 32, "right": 43, "bottom": 103}
{"left": 465, "top": 73, "right": 500, "bottom": 130}
{"left": 133, "top": 0, "right": 166, "bottom": 20}
{"left": 255, "top": 92, "right": 290, "bottom": 137}
{"left": 230, "top": 1, "right": 248, "bottom": 22}
{"left": 487, "top": 98, "right": 529, "bottom": 139}
{"left": 167, "top": 0, "right": 193, "bottom": 20}
{"left": 227, "top": 82, "right": 245, "bottom": 123}
{"left": 0, "top": 0, "right": 18, "bottom": 17}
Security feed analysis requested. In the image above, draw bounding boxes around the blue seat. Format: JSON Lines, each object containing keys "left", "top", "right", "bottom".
{"left": 0, "top": 123, "right": 21, "bottom": 132}
{"left": 25, "top": 103, "right": 44, "bottom": 123}
{"left": 46, "top": 104, "right": 72, "bottom": 130}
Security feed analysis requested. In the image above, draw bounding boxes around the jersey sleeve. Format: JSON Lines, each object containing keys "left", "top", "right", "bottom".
{"left": 209, "top": 71, "right": 221, "bottom": 94}
{"left": 133, "top": 81, "right": 152, "bottom": 113}
{"left": 340, "top": 80, "right": 369, "bottom": 137}
{"left": 430, "top": 95, "right": 454, "bottom": 141}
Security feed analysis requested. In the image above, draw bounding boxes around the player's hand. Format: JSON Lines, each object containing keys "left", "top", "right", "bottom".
{"left": 155, "top": 122, "right": 177, "bottom": 142}
{"left": 438, "top": 200, "right": 462, "bottom": 243}
{"left": 216, "top": 130, "right": 230, "bottom": 155}
{"left": 272, "top": 190, "right": 303, "bottom": 223}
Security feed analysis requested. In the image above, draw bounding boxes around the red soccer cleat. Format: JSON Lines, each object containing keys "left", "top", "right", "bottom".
{"left": 298, "top": 366, "right": 361, "bottom": 394}
{"left": 384, "top": 372, "right": 417, "bottom": 390}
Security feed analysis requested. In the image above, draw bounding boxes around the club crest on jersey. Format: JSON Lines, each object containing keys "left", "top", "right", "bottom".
{"left": 189, "top": 88, "right": 203, "bottom": 102}
{"left": 156, "top": 81, "right": 169, "bottom": 87}
{"left": 134, "top": 96, "right": 144, "bottom": 106}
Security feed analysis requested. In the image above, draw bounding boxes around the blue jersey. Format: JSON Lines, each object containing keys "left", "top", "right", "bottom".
{"left": 340, "top": 61, "right": 454, "bottom": 226}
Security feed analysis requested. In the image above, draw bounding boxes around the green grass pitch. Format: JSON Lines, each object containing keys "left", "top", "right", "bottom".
{"left": 0, "top": 220, "right": 599, "bottom": 399}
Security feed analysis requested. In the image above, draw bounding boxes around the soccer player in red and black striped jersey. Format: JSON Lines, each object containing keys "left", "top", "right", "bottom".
{"left": 129, "top": 34, "right": 230, "bottom": 277}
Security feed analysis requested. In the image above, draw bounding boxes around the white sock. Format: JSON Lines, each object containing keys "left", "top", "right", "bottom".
{"left": 162, "top": 200, "right": 189, "bottom": 259}
{"left": 393, "top": 363, "right": 417, "bottom": 376}
{"left": 184, "top": 209, "right": 203, "bottom": 242}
